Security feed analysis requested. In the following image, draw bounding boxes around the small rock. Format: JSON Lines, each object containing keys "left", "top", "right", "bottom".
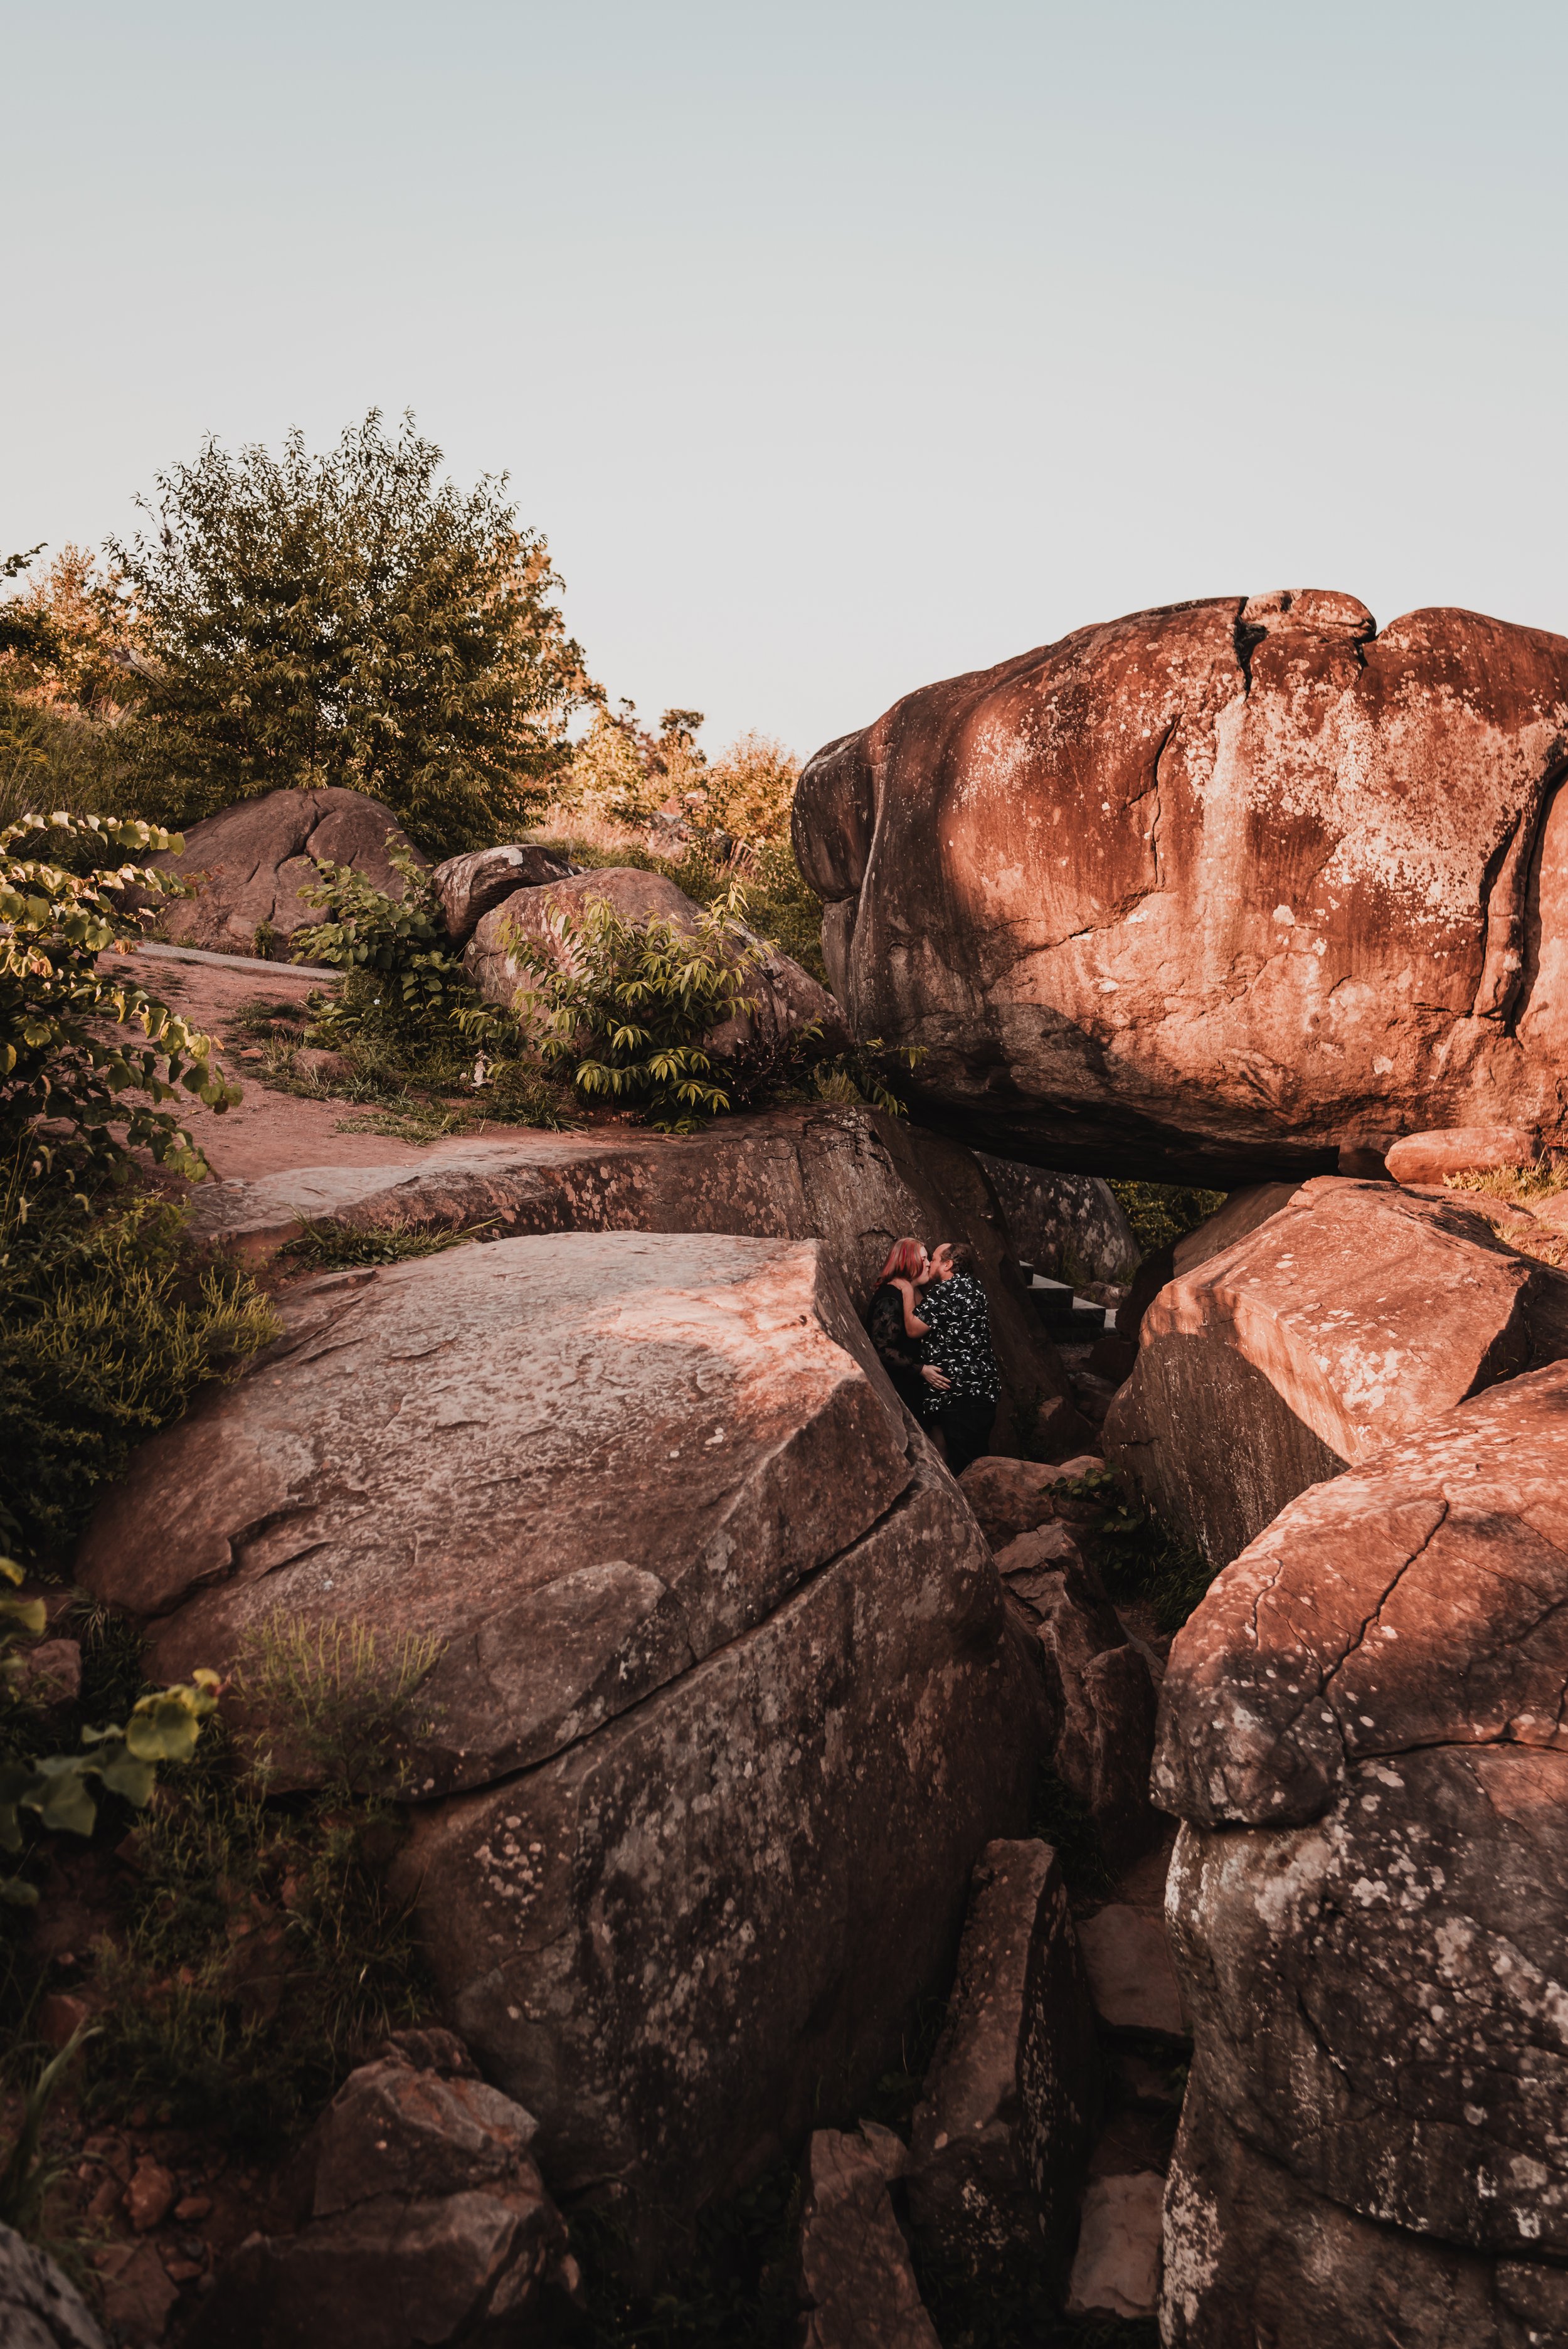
{"left": 292, "top": 1046, "right": 352, "bottom": 1089}
{"left": 1385, "top": 1125, "right": 1541, "bottom": 1187}
{"left": 95, "top": 2240, "right": 179, "bottom": 2345}
{"left": 796, "top": 2129, "right": 940, "bottom": 2348}
{"left": 1075, "top": 1905, "right": 1186, "bottom": 2040}
{"left": 1066, "top": 2171, "right": 1165, "bottom": 2318}
{"left": 13, "top": 1638, "right": 82, "bottom": 1709}
{"left": 36, "top": 1991, "right": 93, "bottom": 2050}
{"left": 125, "top": 2158, "right": 177, "bottom": 2232}
{"left": 174, "top": 2195, "right": 213, "bottom": 2224}
{"left": 0, "top": 2219, "right": 107, "bottom": 2348}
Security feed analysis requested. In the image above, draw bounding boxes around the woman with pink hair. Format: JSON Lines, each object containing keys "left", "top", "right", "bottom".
{"left": 864, "top": 1238, "right": 935, "bottom": 1414}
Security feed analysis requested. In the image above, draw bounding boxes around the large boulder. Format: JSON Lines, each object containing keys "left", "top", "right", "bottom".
{"left": 194, "top": 2030, "right": 568, "bottom": 2349}
{"left": 0, "top": 2223, "right": 106, "bottom": 2349}
{"left": 77, "top": 1233, "right": 1039, "bottom": 2222}
{"left": 792, "top": 592, "right": 1568, "bottom": 1183}
{"left": 464, "top": 864, "right": 847, "bottom": 1058}
{"left": 1154, "top": 1362, "right": 1568, "bottom": 2341}
{"left": 147, "top": 786, "right": 425, "bottom": 953}
{"left": 795, "top": 2129, "right": 940, "bottom": 2348}
{"left": 184, "top": 1104, "right": 1076, "bottom": 1454}
{"left": 1104, "top": 1175, "right": 1567, "bottom": 1567}
{"left": 972, "top": 1159, "right": 1140, "bottom": 1285}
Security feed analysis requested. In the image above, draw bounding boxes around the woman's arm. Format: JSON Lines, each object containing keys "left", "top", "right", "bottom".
{"left": 891, "top": 1278, "right": 931, "bottom": 1339}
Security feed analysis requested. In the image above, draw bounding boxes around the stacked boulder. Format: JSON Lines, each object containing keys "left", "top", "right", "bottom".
{"left": 1153, "top": 1360, "right": 1568, "bottom": 2345}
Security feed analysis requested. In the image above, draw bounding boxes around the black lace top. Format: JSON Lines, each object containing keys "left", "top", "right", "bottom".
{"left": 866, "top": 1283, "right": 927, "bottom": 1412}
{"left": 919, "top": 1273, "right": 1000, "bottom": 1408}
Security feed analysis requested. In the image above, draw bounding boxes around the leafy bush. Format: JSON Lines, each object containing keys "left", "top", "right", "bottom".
{"left": 1108, "top": 1180, "right": 1226, "bottom": 1258}
{"left": 88, "top": 1618, "right": 438, "bottom": 2148}
{"left": 0, "top": 1174, "right": 279, "bottom": 1558}
{"left": 292, "top": 838, "right": 474, "bottom": 1025}
{"left": 0, "top": 810, "right": 238, "bottom": 1174}
{"left": 512, "top": 884, "right": 761, "bottom": 1130}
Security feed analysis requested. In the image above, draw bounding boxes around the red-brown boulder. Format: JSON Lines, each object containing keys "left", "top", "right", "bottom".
{"left": 792, "top": 593, "right": 1568, "bottom": 1182}
{"left": 430, "top": 843, "right": 574, "bottom": 945}
{"left": 795, "top": 2129, "right": 940, "bottom": 2348}
{"left": 1154, "top": 1362, "right": 1568, "bottom": 2338}
{"left": 147, "top": 785, "right": 425, "bottom": 953}
{"left": 1104, "top": 1175, "right": 1565, "bottom": 1566}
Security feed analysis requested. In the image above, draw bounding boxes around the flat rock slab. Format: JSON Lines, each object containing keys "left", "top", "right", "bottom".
{"left": 1064, "top": 2171, "right": 1164, "bottom": 2320}
{"left": 908, "top": 1839, "right": 1098, "bottom": 2291}
{"left": 78, "top": 1233, "right": 912, "bottom": 1792}
{"left": 185, "top": 1103, "right": 1073, "bottom": 1455}
{"left": 792, "top": 591, "right": 1568, "bottom": 1182}
{"left": 797, "top": 2130, "right": 940, "bottom": 2348}
{"left": 1105, "top": 1175, "right": 1556, "bottom": 1566}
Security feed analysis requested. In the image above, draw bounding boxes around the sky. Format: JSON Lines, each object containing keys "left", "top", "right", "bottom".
{"left": 7, "top": 0, "right": 1568, "bottom": 761}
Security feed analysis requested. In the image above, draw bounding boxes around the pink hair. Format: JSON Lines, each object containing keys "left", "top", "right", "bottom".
{"left": 878, "top": 1238, "right": 926, "bottom": 1283}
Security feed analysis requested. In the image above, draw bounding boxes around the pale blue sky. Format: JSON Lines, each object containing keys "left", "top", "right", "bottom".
{"left": 7, "top": 1, "right": 1566, "bottom": 759}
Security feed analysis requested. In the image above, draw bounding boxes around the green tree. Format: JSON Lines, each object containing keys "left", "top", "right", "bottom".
{"left": 105, "top": 411, "right": 595, "bottom": 854}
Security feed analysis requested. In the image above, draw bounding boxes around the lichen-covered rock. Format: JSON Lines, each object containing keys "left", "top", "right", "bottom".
{"left": 80, "top": 1233, "right": 1041, "bottom": 2224}
{"left": 973, "top": 1159, "right": 1139, "bottom": 1283}
{"left": 1105, "top": 1175, "right": 1562, "bottom": 1567}
{"left": 956, "top": 1456, "right": 1107, "bottom": 1552}
{"left": 193, "top": 2030, "right": 568, "bottom": 2349}
{"left": 1000, "top": 1552, "right": 1160, "bottom": 1865}
{"left": 907, "top": 1839, "right": 1098, "bottom": 2294}
{"left": 147, "top": 785, "right": 425, "bottom": 953}
{"left": 183, "top": 1104, "right": 1074, "bottom": 1454}
{"left": 792, "top": 592, "right": 1568, "bottom": 1182}
{"left": 0, "top": 2222, "right": 107, "bottom": 2349}
{"left": 1155, "top": 1362, "right": 1568, "bottom": 2337}
{"left": 796, "top": 2129, "right": 940, "bottom": 2349}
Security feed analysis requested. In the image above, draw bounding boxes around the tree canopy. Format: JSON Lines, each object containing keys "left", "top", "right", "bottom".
{"left": 104, "top": 411, "right": 595, "bottom": 854}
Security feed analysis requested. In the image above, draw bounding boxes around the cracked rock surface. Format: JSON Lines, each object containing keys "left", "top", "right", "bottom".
{"left": 792, "top": 590, "right": 1568, "bottom": 1183}
{"left": 1156, "top": 1361, "right": 1568, "bottom": 2340}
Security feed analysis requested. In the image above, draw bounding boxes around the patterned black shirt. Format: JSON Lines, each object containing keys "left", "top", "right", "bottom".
{"left": 919, "top": 1273, "right": 1000, "bottom": 1408}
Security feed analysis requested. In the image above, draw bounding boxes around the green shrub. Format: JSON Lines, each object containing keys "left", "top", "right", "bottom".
{"left": 512, "top": 883, "right": 761, "bottom": 1131}
{"left": 0, "top": 809, "right": 239, "bottom": 1175}
{"left": 292, "top": 839, "right": 473, "bottom": 1026}
{"left": 1108, "top": 1180, "right": 1226, "bottom": 1258}
{"left": 279, "top": 1216, "right": 487, "bottom": 1272}
{"left": 0, "top": 1174, "right": 279, "bottom": 1559}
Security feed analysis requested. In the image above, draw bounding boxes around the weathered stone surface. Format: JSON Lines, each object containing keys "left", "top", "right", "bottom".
{"left": 1066, "top": 2172, "right": 1164, "bottom": 2321}
{"left": 1115, "top": 1183, "right": 1299, "bottom": 1342}
{"left": 464, "top": 864, "right": 847, "bottom": 1057}
{"left": 1002, "top": 1559, "right": 1160, "bottom": 1865}
{"left": 0, "top": 2221, "right": 107, "bottom": 2349}
{"left": 1386, "top": 1124, "right": 1543, "bottom": 1187}
{"left": 907, "top": 1840, "right": 1098, "bottom": 2290}
{"left": 1075, "top": 1905, "right": 1185, "bottom": 2040}
{"left": 194, "top": 2030, "right": 567, "bottom": 2349}
{"left": 147, "top": 785, "right": 425, "bottom": 953}
{"left": 430, "top": 843, "right": 573, "bottom": 945}
{"left": 1153, "top": 1360, "right": 1568, "bottom": 1827}
{"left": 1162, "top": 2081, "right": 1568, "bottom": 2349}
{"left": 1106, "top": 1175, "right": 1561, "bottom": 1567}
{"left": 796, "top": 2129, "right": 940, "bottom": 2349}
{"left": 974, "top": 1159, "right": 1140, "bottom": 1283}
{"left": 183, "top": 1105, "right": 1073, "bottom": 1453}
{"left": 386, "top": 1437, "right": 1034, "bottom": 2212}
{"left": 957, "top": 1456, "right": 1106, "bottom": 1551}
{"left": 1156, "top": 1364, "right": 1568, "bottom": 2315}
{"left": 792, "top": 593, "right": 1568, "bottom": 1182}
{"left": 79, "top": 1233, "right": 916, "bottom": 1792}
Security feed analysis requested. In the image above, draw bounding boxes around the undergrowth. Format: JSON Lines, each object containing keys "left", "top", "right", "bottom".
{"left": 1107, "top": 1182, "right": 1226, "bottom": 1259}
{"left": 279, "top": 1217, "right": 488, "bottom": 1272}
{"left": 1057, "top": 1468, "right": 1216, "bottom": 1637}
{"left": 1444, "top": 1159, "right": 1568, "bottom": 1267}
{"left": 85, "top": 1616, "right": 440, "bottom": 2150}
{"left": 0, "top": 1167, "right": 279, "bottom": 1558}
{"left": 537, "top": 833, "right": 829, "bottom": 989}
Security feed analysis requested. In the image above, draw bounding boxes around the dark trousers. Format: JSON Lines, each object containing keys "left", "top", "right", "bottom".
{"left": 927, "top": 1399, "right": 995, "bottom": 1477}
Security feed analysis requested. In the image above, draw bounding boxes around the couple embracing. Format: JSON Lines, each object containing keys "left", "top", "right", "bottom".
{"left": 866, "top": 1238, "right": 1000, "bottom": 1477}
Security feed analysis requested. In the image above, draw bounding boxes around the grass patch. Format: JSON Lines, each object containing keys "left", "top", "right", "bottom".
{"left": 1444, "top": 1159, "right": 1568, "bottom": 1268}
{"left": 279, "top": 1218, "right": 487, "bottom": 1273}
{"left": 85, "top": 1618, "right": 440, "bottom": 2151}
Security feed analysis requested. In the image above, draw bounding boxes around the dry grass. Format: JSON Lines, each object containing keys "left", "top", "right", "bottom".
{"left": 1444, "top": 1160, "right": 1568, "bottom": 1268}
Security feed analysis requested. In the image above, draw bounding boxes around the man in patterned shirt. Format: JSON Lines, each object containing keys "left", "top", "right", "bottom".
{"left": 913, "top": 1241, "right": 1000, "bottom": 1474}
